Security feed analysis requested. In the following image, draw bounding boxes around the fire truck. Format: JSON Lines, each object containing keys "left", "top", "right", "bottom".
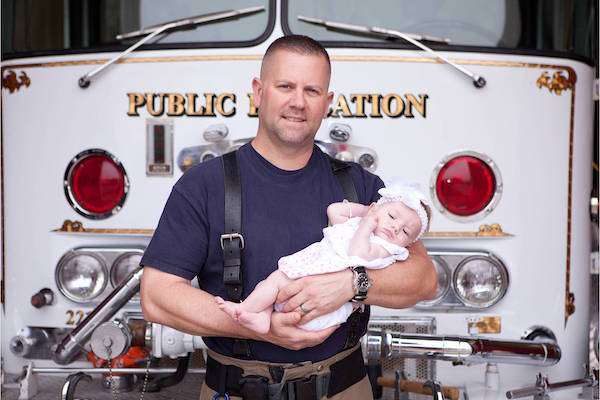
{"left": 1, "top": 1, "right": 598, "bottom": 399}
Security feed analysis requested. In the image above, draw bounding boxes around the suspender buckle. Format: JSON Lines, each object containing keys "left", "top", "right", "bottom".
{"left": 220, "top": 233, "right": 245, "bottom": 250}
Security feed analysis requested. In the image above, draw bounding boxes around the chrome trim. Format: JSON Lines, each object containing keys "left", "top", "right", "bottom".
{"left": 55, "top": 250, "right": 108, "bottom": 303}
{"left": 328, "top": 123, "right": 352, "bottom": 142}
{"left": 63, "top": 149, "right": 129, "bottom": 220}
{"left": 429, "top": 150, "right": 503, "bottom": 222}
{"left": 452, "top": 253, "right": 509, "bottom": 308}
{"left": 53, "top": 267, "right": 143, "bottom": 365}
{"left": 521, "top": 325, "right": 557, "bottom": 342}
{"left": 416, "top": 255, "right": 451, "bottom": 306}
{"left": 415, "top": 250, "right": 509, "bottom": 311}
{"left": 109, "top": 250, "right": 144, "bottom": 296}
{"left": 146, "top": 119, "right": 174, "bottom": 176}
{"left": 203, "top": 123, "right": 229, "bottom": 142}
{"left": 506, "top": 373, "right": 595, "bottom": 399}
{"left": 363, "top": 329, "right": 561, "bottom": 367}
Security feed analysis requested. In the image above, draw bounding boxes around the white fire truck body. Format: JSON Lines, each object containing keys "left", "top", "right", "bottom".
{"left": 1, "top": 2, "right": 596, "bottom": 399}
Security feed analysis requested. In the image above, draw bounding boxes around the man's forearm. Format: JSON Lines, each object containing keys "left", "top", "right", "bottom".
{"left": 140, "top": 267, "right": 262, "bottom": 340}
{"left": 364, "top": 241, "right": 437, "bottom": 308}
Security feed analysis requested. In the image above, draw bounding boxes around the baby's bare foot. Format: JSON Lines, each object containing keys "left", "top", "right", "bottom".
{"left": 237, "top": 310, "right": 270, "bottom": 334}
{"left": 217, "top": 298, "right": 240, "bottom": 320}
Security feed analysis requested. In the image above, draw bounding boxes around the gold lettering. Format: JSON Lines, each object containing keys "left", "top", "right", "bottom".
{"left": 368, "top": 94, "right": 383, "bottom": 118}
{"left": 404, "top": 94, "right": 428, "bottom": 118}
{"left": 127, "top": 93, "right": 146, "bottom": 116}
{"left": 350, "top": 94, "right": 368, "bottom": 118}
{"left": 185, "top": 93, "right": 205, "bottom": 116}
{"left": 166, "top": 93, "right": 185, "bottom": 116}
{"left": 204, "top": 93, "right": 216, "bottom": 116}
{"left": 382, "top": 94, "right": 405, "bottom": 118}
{"left": 247, "top": 93, "right": 258, "bottom": 117}
{"left": 216, "top": 93, "right": 236, "bottom": 117}
{"left": 146, "top": 93, "right": 166, "bottom": 117}
{"left": 329, "top": 94, "right": 353, "bottom": 118}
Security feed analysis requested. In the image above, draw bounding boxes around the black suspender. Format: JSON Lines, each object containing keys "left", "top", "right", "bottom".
{"left": 220, "top": 150, "right": 366, "bottom": 357}
{"left": 328, "top": 156, "right": 358, "bottom": 203}
{"left": 221, "top": 151, "right": 244, "bottom": 302}
{"left": 221, "top": 151, "right": 252, "bottom": 358}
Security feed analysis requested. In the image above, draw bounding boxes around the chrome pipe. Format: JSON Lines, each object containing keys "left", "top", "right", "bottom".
{"left": 53, "top": 268, "right": 143, "bottom": 365}
{"left": 32, "top": 367, "right": 205, "bottom": 375}
{"left": 506, "top": 375, "right": 595, "bottom": 399}
{"left": 363, "top": 329, "right": 561, "bottom": 366}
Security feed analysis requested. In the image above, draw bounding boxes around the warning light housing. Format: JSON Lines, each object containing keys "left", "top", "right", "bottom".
{"left": 431, "top": 151, "right": 502, "bottom": 221}
{"left": 64, "top": 149, "right": 129, "bottom": 219}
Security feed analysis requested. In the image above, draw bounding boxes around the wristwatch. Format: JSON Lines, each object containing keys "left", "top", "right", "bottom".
{"left": 351, "top": 266, "right": 372, "bottom": 302}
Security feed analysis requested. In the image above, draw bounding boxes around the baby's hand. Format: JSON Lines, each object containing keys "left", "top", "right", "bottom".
{"left": 362, "top": 204, "right": 379, "bottom": 230}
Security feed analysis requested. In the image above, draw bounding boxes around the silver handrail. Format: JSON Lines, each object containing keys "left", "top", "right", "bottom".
{"left": 53, "top": 268, "right": 143, "bottom": 365}
{"left": 363, "top": 328, "right": 561, "bottom": 367}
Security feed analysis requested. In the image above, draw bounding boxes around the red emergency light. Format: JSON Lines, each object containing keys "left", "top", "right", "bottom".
{"left": 434, "top": 154, "right": 498, "bottom": 217}
{"left": 64, "top": 149, "right": 129, "bottom": 219}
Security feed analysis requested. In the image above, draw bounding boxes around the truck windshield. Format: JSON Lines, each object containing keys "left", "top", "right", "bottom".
{"left": 284, "top": 0, "right": 596, "bottom": 61}
{"left": 2, "top": 0, "right": 272, "bottom": 58}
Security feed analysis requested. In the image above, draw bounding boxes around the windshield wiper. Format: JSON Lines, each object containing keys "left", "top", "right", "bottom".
{"left": 78, "top": 6, "right": 265, "bottom": 88}
{"left": 298, "top": 16, "right": 486, "bottom": 89}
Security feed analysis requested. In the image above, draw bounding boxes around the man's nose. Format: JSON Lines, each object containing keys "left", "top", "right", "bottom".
{"left": 289, "top": 88, "right": 306, "bottom": 109}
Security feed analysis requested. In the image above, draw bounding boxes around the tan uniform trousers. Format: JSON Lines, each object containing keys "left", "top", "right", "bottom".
{"left": 199, "top": 345, "right": 373, "bottom": 400}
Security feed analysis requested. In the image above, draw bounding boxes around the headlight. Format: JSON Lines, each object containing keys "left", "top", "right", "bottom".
{"left": 56, "top": 252, "right": 108, "bottom": 303}
{"left": 417, "top": 256, "right": 450, "bottom": 306}
{"left": 453, "top": 255, "right": 508, "bottom": 308}
{"left": 110, "top": 252, "right": 142, "bottom": 289}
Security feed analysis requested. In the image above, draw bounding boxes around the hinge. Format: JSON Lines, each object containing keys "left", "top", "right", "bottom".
{"left": 594, "top": 78, "right": 599, "bottom": 101}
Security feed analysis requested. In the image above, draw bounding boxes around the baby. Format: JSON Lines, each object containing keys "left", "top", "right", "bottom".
{"left": 216, "top": 183, "right": 431, "bottom": 334}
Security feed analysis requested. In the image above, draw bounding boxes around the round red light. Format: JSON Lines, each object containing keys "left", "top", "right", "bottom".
{"left": 435, "top": 155, "right": 496, "bottom": 217}
{"left": 65, "top": 151, "right": 128, "bottom": 218}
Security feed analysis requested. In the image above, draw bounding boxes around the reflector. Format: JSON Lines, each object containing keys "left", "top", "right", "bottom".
{"left": 435, "top": 155, "right": 496, "bottom": 216}
{"left": 64, "top": 149, "right": 128, "bottom": 219}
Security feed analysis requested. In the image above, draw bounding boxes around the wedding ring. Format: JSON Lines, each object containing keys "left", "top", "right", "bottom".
{"left": 299, "top": 303, "right": 310, "bottom": 315}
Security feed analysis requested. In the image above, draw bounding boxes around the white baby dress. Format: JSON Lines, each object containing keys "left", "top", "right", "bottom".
{"left": 275, "top": 217, "right": 409, "bottom": 331}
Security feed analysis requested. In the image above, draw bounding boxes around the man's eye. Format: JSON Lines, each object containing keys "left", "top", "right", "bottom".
{"left": 402, "top": 228, "right": 409, "bottom": 235}
{"left": 388, "top": 213, "right": 395, "bottom": 220}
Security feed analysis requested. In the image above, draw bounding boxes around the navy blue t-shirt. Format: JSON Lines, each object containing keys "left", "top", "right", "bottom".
{"left": 141, "top": 143, "right": 384, "bottom": 363}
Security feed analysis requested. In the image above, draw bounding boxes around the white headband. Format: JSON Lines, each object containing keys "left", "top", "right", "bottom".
{"left": 376, "top": 182, "right": 430, "bottom": 241}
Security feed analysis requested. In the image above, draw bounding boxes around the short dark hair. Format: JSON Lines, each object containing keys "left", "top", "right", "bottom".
{"left": 262, "top": 35, "right": 331, "bottom": 74}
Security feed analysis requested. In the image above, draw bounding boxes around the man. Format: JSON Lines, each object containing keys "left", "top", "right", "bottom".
{"left": 141, "top": 35, "right": 437, "bottom": 399}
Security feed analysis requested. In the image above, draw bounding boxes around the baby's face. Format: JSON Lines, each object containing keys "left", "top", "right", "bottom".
{"left": 373, "top": 201, "right": 421, "bottom": 247}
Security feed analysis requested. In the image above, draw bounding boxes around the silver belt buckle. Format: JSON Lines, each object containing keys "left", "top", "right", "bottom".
{"left": 220, "top": 233, "right": 245, "bottom": 249}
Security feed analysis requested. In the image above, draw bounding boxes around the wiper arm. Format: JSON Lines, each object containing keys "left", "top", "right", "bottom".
{"left": 298, "top": 16, "right": 486, "bottom": 89}
{"left": 78, "top": 6, "right": 265, "bottom": 89}
{"left": 299, "top": 16, "right": 450, "bottom": 44}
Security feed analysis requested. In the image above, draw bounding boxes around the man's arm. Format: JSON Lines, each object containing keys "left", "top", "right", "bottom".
{"left": 276, "top": 241, "right": 437, "bottom": 324}
{"left": 364, "top": 241, "right": 437, "bottom": 308}
{"left": 141, "top": 266, "right": 338, "bottom": 350}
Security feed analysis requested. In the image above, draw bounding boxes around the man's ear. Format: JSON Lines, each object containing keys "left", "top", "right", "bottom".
{"left": 323, "top": 91, "right": 334, "bottom": 118}
{"left": 252, "top": 77, "right": 263, "bottom": 108}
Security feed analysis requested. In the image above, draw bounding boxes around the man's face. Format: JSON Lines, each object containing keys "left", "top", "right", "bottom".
{"left": 252, "top": 50, "right": 333, "bottom": 148}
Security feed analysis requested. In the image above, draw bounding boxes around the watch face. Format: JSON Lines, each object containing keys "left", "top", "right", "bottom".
{"left": 357, "top": 274, "right": 371, "bottom": 291}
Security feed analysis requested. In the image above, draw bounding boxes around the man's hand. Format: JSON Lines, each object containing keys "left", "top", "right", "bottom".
{"left": 275, "top": 269, "right": 354, "bottom": 325}
{"left": 260, "top": 311, "right": 338, "bottom": 350}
